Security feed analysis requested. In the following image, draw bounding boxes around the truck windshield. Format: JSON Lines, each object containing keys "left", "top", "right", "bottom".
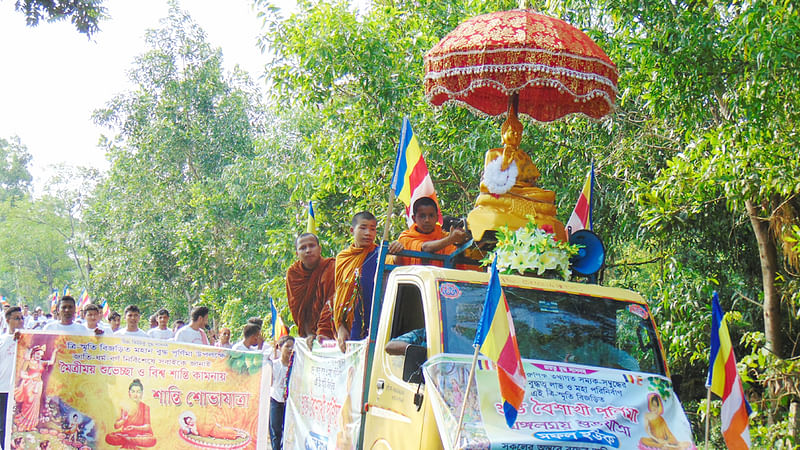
{"left": 438, "top": 280, "right": 665, "bottom": 375}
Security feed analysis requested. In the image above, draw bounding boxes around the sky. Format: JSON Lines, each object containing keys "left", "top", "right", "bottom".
{"left": 0, "top": 0, "right": 285, "bottom": 193}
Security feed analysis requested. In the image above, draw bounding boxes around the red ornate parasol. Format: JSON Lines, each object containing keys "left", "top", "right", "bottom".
{"left": 424, "top": 10, "right": 618, "bottom": 122}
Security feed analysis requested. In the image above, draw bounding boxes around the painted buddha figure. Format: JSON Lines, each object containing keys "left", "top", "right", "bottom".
{"left": 468, "top": 105, "right": 566, "bottom": 243}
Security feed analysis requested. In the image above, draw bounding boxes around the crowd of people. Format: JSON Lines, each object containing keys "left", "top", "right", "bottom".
{"left": 1, "top": 197, "right": 467, "bottom": 449}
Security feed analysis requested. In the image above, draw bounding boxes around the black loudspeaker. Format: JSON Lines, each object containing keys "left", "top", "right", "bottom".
{"left": 569, "top": 230, "right": 605, "bottom": 276}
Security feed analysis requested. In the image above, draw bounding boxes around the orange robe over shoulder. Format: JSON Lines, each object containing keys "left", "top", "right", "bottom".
{"left": 398, "top": 224, "right": 455, "bottom": 266}
{"left": 333, "top": 243, "right": 377, "bottom": 331}
{"left": 286, "top": 257, "right": 336, "bottom": 338}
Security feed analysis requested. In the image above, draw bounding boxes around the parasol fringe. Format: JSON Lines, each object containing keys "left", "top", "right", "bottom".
{"left": 425, "top": 46, "right": 618, "bottom": 73}
{"left": 425, "top": 62, "right": 619, "bottom": 94}
{"left": 426, "top": 97, "right": 616, "bottom": 124}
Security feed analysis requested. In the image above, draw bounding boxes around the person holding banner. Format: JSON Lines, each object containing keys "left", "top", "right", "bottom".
{"left": 270, "top": 335, "right": 295, "bottom": 450}
{"left": 105, "top": 378, "right": 157, "bottom": 449}
{"left": 43, "top": 296, "right": 94, "bottom": 336}
{"left": 1, "top": 306, "right": 23, "bottom": 442}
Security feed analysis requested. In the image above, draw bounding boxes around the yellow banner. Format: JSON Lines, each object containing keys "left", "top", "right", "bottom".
{"left": 6, "top": 332, "right": 269, "bottom": 450}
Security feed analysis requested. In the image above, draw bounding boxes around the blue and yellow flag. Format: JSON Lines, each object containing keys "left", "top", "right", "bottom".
{"left": 306, "top": 200, "right": 317, "bottom": 234}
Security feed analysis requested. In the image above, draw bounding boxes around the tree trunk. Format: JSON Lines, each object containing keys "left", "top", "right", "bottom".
{"left": 746, "top": 199, "right": 784, "bottom": 358}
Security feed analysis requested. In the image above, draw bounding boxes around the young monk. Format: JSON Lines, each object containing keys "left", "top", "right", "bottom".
{"left": 397, "top": 197, "right": 468, "bottom": 266}
{"left": 285, "top": 233, "right": 335, "bottom": 340}
{"left": 333, "top": 211, "right": 402, "bottom": 352}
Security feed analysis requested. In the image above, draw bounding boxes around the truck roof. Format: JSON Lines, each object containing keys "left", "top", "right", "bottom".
{"left": 385, "top": 264, "right": 648, "bottom": 306}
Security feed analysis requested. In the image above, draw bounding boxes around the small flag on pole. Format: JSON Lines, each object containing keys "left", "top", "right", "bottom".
{"left": 78, "top": 289, "right": 91, "bottom": 309}
{"left": 101, "top": 299, "right": 110, "bottom": 320}
{"left": 62, "top": 285, "right": 71, "bottom": 297}
{"left": 707, "top": 292, "right": 752, "bottom": 450}
{"left": 270, "top": 297, "right": 288, "bottom": 341}
{"left": 306, "top": 200, "right": 317, "bottom": 234}
{"left": 391, "top": 117, "right": 443, "bottom": 226}
{"left": 474, "top": 257, "right": 527, "bottom": 427}
{"left": 566, "top": 163, "right": 595, "bottom": 235}
{"left": 50, "top": 290, "right": 58, "bottom": 312}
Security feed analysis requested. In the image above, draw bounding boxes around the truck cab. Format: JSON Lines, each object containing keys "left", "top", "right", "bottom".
{"left": 361, "top": 262, "right": 672, "bottom": 449}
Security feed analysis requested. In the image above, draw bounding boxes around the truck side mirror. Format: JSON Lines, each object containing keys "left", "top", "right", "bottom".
{"left": 402, "top": 345, "right": 427, "bottom": 383}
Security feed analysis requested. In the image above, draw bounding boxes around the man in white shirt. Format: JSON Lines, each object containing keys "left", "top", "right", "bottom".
{"left": 174, "top": 306, "right": 210, "bottom": 345}
{"left": 115, "top": 305, "right": 149, "bottom": 338}
{"left": 1, "top": 306, "right": 23, "bottom": 444}
{"left": 0, "top": 301, "right": 9, "bottom": 333}
{"left": 147, "top": 308, "right": 174, "bottom": 340}
{"left": 43, "top": 297, "right": 94, "bottom": 336}
{"left": 31, "top": 307, "right": 47, "bottom": 329}
{"left": 22, "top": 304, "right": 31, "bottom": 329}
{"left": 83, "top": 304, "right": 111, "bottom": 335}
{"left": 231, "top": 324, "right": 262, "bottom": 351}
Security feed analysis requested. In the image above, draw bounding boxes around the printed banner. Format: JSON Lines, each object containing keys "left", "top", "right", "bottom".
{"left": 283, "top": 340, "right": 366, "bottom": 450}
{"left": 5, "top": 332, "right": 269, "bottom": 450}
{"left": 423, "top": 354, "right": 696, "bottom": 450}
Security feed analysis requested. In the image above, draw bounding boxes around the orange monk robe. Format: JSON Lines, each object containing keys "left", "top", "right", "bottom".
{"left": 286, "top": 257, "right": 336, "bottom": 338}
{"left": 397, "top": 224, "right": 456, "bottom": 266}
{"left": 333, "top": 243, "right": 377, "bottom": 332}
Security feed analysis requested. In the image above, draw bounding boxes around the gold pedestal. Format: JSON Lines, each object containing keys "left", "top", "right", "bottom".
{"left": 467, "top": 190, "right": 567, "bottom": 243}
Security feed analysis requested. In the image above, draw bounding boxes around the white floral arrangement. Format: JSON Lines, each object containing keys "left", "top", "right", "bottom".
{"left": 481, "top": 156, "right": 518, "bottom": 194}
{"left": 482, "top": 220, "right": 581, "bottom": 280}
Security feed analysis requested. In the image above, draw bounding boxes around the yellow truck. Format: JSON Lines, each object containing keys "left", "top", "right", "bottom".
{"left": 284, "top": 243, "right": 695, "bottom": 450}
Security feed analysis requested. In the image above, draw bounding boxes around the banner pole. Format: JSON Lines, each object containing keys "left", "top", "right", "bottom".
{"left": 382, "top": 190, "right": 396, "bottom": 243}
{"left": 704, "top": 387, "right": 712, "bottom": 448}
{"left": 454, "top": 344, "right": 480, "bottom": 449}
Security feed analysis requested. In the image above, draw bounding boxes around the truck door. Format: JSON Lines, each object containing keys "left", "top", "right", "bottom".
{"left": 363, "top": 282, "right": 435, "bottom": 450}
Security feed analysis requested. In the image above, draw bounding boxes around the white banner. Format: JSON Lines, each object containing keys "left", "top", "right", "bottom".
{"left": 423, "top": 353, "right": 696, "bottom": 450}
{"left": 282, "top": 340, "right": 366, "bottom": 450}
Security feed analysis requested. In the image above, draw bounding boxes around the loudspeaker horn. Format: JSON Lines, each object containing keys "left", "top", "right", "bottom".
{"left": 569, "top": 230, "right": 605, "bottom": 276}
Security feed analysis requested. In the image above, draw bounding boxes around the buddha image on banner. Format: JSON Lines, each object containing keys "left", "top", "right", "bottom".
{"left": 5, "top": 332, "right": 269, "bottom": 450}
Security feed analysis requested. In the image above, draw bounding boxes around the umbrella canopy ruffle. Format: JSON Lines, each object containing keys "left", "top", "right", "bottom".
{"left": 424, "top": 10, "right": 619, "bottom": 121}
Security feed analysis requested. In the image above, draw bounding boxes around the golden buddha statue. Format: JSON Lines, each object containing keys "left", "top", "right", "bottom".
{"left": 467, "top": 104, "right": 567, "bottom": 243}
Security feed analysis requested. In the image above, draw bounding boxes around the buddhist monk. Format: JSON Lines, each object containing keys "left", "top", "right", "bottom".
{"left": 333, "top": 211, "right": 402, "bottom": 352}
{"left": 286, "top": 233, "right": 336, "bottom": 340}
{"left": 397, "top": 197, "right": 468, "bottom": 266}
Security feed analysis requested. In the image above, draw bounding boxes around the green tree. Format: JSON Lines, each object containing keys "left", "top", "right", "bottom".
{"left": 88, "top": 3, "right": 269, "bottom": 325}
{"left": 0, "top": 197, "right": 78, "bottom": 308}
{"left": 0, "top": 136, "right": 33, "bottom": 203}
{"left": 10, "top": 0, "right": 106, "bottom": 37}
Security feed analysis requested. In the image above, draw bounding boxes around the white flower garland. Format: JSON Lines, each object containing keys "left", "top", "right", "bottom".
{"left": 482, "top": 156, "right": 518, "bottom": 194}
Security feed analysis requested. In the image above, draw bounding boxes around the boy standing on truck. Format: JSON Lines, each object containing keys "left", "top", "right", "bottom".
{"left": 286, "top": 233, "right": 335, "bottom": 341}
{"left": 333, "top": 211, "right": 403, "bottom": 352}
{"left": 397, "top": 197, "right": 468, "bottom": 266}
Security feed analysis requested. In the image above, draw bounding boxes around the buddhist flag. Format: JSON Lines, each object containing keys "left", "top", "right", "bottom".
{"left": 270, "top": 297, "right": 288, "bottom": 341}
{"left": 566, "top": 164, "right": 594, "bottom": 235}
{"left": 62, "top": 285, "right": 71, "bottom": 297}
{"left": 78, "top": 289, "right": 91, "bottom": 309}
{"left": 101, "top": 299, "right": 110, "bottom": 320}
{"left": 391, "top": 117, "right": 443, "bottom": 226}
{"left": 474, "top": 257, "right": 527, "bottom": 427}
{"left": 306, "top": 200, "right": 317, "bottom": 234}
{"left": 707, "top": 292, "right": 752, "bottom": 450}
{"left": 49, "top": 290, "right": 58, "bottom": 312}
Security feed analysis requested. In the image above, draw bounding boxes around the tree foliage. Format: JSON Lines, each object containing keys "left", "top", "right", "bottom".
{"left": 12, "top": 0, "right": 106, "bottom": 37}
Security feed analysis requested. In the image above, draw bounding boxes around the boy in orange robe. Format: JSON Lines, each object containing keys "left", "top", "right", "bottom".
{"left": 333, "top": 211, "right": 402, "bottom": 352}
{"left": 398, "top": 197, "right": 468, "bottom": 266}
{"left": 286, "top": 233, "right": 336, "bottom": 340}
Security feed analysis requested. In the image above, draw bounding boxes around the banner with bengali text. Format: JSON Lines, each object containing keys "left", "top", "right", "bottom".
{"left": 282, "top": 340, "right": 366, "bottom": 450}
{"left": 5, "top": 332, "right": 270, "bottom": 450}
{"left": 423, "top": 353, "right": 696, "bottom": 450}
